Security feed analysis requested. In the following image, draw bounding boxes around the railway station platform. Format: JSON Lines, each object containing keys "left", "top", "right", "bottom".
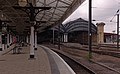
{"left": 0, "top": 44, "right": 75, "bottom": 74}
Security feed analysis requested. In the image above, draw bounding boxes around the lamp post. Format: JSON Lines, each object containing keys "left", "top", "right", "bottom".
{"left": 117, "top": 13, "right": 119, "bottom": 49}
{"left": 88, "top": 0, "right": 92, "bottom": 59}
{"left": 110, "top": 9, "right": 119, "bottom": 49}
{"left": 58, "top": 24, "right": 60, "bottom": 50}
{"left": 112, "top": 30, "right": 115, "bottom": 43}
{"left": 2, "top": 22, "right": 7, "bottom": 51}
{"left": 0, "top": 20, "right": 11, "bottom": 51}
{"left": 53, "top": 28, "right": 55, "bottom": 44}
{"left": 13, "top": 0, "right": 51, "bottom": 58}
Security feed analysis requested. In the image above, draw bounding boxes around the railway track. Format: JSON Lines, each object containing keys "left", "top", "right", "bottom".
{"left": 62, "top": 44, "right": 120, "bottom": 58}
{"left": 54, "top": 51, "right": 95, "bottom": 74}
{"left": 52, "top": 48, "right": 120, "bottom": 74}
{"left": 43, "top": 44, "right": 120, "bottom": 74}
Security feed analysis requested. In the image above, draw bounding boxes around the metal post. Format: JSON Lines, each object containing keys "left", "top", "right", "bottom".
{"left": 2, "top": 35, "right": 4, "bottom": 50}
{"left": 62, "top": 34, "right": 64, "bottom": 42}
{"left": 64, "top": 33, "right": 68, "bottom": 42}
{"left": 0, "top": 36, "right": 1, "bottom": 50}
{"left": 10, "top": 35, "right": 12, "bottom": 45}
{"left": 53, "top": 28, "right": 54, "bottom": 44}
{"left": 117, "top": 14, "right": 119, "bottom": 49}
{"left": 7, "top": 33, "right": 9, "bottom": 48}
{"left": 64, "top": 33, "right": 66, "bottom": 42}
{"left": 88, "top": 0, "right": 92, "bottom": 59}
{"left": 9, "top": 34, "right": 11, "bottom": 45}
{"left": 58, "top": 24, "right": 60, "bottom": 50}
{"left": 26, "top": 35, "right": 28, "bottom": 43}
{"left": 34, "top": 31, "right": 37, "bottom": 50}
{"left": 65, "top": 33, "right": 68, "bottom": 42}
{"left": 28, "top": 34, "right": 30, "bottom": 44}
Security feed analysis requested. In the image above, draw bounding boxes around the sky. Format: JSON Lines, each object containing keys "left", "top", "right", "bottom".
{"left": 63, "top": 0, "right": 120, "bottom": 33}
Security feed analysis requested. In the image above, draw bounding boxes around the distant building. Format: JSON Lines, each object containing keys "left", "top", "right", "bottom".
{"left": 53, "top": 18, "right": 98, "bottom": 44}
{"left": 104, "top": 33, "right": 120, "bottom": 43}
{"left": 38, "top": 18, "right": 118, "bottom": 45}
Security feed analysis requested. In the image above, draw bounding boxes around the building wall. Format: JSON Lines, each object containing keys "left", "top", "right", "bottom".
{"left": 96, "top": 22, "right": 105, "bottom": 44}
{"left": 68, "top": 31, "right": 97, "bottom": 45}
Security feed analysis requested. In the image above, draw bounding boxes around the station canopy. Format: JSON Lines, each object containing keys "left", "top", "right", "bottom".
{"left": 0, "top": 0, "right": 85, "bottom": 35}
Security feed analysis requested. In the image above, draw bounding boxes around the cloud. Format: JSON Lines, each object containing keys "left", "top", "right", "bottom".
{"left": 63, "top": 0, "right": 120, "bottom": 33}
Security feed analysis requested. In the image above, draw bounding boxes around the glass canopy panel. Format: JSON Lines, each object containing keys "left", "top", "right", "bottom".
{"left": 0, "top": 0, "right": 85, "bottom": 34}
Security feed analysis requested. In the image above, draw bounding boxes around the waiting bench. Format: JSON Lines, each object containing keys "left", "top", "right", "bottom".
{"left": 12, "top": 46, "right": 22, "bottom": 54}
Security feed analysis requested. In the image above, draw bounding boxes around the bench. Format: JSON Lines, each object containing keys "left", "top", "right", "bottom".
{"left": 12, "top": 46, "right": 22, "bottom": 54}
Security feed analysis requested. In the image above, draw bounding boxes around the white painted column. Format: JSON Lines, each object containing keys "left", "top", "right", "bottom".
{"left": 0, "top": 32, "right": 2, "bottom": 51}
{"left": 2, "top": 35, "right": 5, "bottom": 50}
{"left": 30, "top": 26, "right": 35, "bottom": 58}
{"left": 26, "top": 35, "right": 29, "bottom": 43}
{"left": 5, "top": 36, "right": 7, "bottom": 50}
{"left": 10, "top": 34, "right": 12, "bottom": 45}
{"left": 2, "top": 44, "right": 5, "bottom": 51}
{"left": 64, "top": 33, "right": 68, "bottom": 42}
{"left": 64, "top": 34, "right": 66, "bottom": 42}
{"left": 7, "top": 33, "right": 10, "bottom": 48}
{"left": 66, "top": 34, "right": 68, "bottom": 42}
{"left": 34, "top": 31, "right": 37, "bottom": 50}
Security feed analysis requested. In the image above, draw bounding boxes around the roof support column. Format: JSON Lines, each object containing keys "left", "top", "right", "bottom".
{"left": 34, "top": 31, "right": 37, "bottom": 50}
{"left": 52, "top": 29, "right": 55, "bottom": 44}
{"left": 2, "top": 35, "right": 6, "bottom": 51}
{"left": 64, "top": 33, "right": 68, "bottom": 43}
{"left": 117, "top": 14, "right": 119, "bottom": 49}
{"left": 26, "top": 35, "right": 29, "bottom": 44}
{"left": 0, "top": 32, "right": 2, "bottom": 51}
{"left": 61, "top": 34, "right": 62, "bottom": 42}
{"left": 58, "top": 23, "right": 60, "bottom": 50}
{"left": 88, "top": 0, "right": 92, "bottom": 59}
{"left": 30, "top": 25, "right": 35, "bottom": 58}
{"left": 10, "top": 34, "right": 12, "bottom": 46}
{"left": 7, "top": 33, "right": 10, "bottom": 48}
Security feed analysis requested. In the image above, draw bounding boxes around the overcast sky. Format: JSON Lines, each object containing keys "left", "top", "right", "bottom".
{"left": 63, "top": 0, "right": 120, "bottom": 33}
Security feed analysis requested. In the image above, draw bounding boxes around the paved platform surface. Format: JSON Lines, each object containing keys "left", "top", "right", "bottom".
{"left": 40, "top": 45, "right": 75, "bottom": 74}
{"left": 0, "top": 46, "right": 51, "bottom": 74}
{"left": 0, "top": 44, "right": 75, "bottom": 74}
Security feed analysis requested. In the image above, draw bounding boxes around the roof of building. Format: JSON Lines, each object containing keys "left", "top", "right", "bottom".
{"left": 54, "top": 18, "right": 97, "bottom": 33}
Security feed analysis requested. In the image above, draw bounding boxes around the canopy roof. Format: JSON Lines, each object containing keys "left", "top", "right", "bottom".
{"left": 0, "top": 0, "right": 85, "bottom": 35}
{"left": 55, "top": 18, "right": 97, "bottom": 33}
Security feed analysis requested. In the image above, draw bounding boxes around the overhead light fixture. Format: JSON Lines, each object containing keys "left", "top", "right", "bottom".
{"left": 18, "top": 0, "right": 27, "bottom": 7}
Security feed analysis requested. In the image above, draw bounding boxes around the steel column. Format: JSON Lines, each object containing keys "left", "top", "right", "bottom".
{"left": 117, "top": 14, "right": 119, "bottom": 49}
{"left": 34, "top": 31, "right": 37, "bottom": 50}
{"left": 58, "top": 24, "right": 60, "bottom": 50}
{"left": 53, "top": 28, "right": 55, "bottom": 44}
{"left": 7, "top": 33, "right": 10, "bottom": 48}
{"left": 0, "top": 33, "right": 2, "bottom": 51}
{"left": 10, "top": 35, "right": 12, "bottom": 45}
{"left": 26, "top": 35, "right": 29, "bottom": 43}
{"left": 88, "top": 0, "right": 92, "bottom": 59}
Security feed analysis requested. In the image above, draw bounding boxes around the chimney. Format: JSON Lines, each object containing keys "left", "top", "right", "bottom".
{"left": 96, "top": 22, "right": 105, "bottom": 44}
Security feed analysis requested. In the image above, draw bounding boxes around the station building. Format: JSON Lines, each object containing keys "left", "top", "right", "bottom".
{"left": 38, "top": 18, "right": 109, "bottom": 45}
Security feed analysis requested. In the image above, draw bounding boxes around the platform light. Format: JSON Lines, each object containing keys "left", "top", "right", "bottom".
{"left": 18, "top": 0, "right": 27, "bottom": 7}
